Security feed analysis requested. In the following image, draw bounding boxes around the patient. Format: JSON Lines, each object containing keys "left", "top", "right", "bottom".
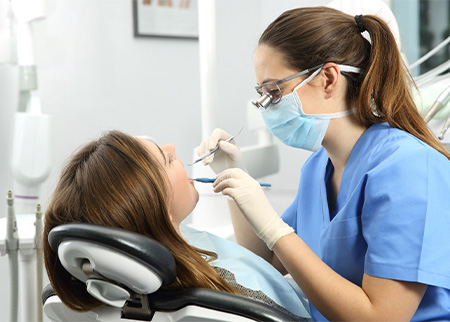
{"left": 43, "top": 130, "right": 309, "bottom": 319}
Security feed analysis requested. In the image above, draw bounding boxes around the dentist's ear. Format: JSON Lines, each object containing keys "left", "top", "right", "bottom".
{"left": 322, "top": 63, "right": 341, "bottom": 98}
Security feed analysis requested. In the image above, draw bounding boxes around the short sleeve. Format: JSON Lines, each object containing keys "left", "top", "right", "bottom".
{"left": 362, "top": 146, "right": 450, "bottom": 289}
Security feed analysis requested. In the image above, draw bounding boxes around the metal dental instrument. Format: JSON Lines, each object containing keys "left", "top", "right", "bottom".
{"left": 188, "top": 128, "right": 243, "bottom": 166}
{"left": 423, "top": 84, "right": 450, "bottom": 123}
{"left": 193, "top": 177, "right": 271, "bottom": 187}
{"left": 438, "top": 115, "right": 450, "bottom": 140}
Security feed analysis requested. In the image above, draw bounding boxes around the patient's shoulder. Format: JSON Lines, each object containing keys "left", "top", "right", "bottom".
{"left": 213, "top": 266, "right": 306, "bottom": 321}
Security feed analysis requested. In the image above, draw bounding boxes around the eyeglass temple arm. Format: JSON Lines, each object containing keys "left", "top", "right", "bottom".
{"left": 255, "top": 63, "right": 325, "bottom": 89}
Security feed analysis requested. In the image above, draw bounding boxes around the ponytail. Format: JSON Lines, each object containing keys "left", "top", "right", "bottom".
{"left": 259, "top": 7, "right": 450, "bottom": 160}
{"left": 357, "top": 15, "right": 450, "bottom": 159}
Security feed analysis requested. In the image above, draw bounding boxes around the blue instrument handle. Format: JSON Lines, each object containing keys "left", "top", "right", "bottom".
{"left": 193, "top": 177, "right": 271, "bottom": 187}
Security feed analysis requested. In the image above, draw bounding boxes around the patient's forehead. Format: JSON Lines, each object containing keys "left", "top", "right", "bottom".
{"left": 133, "top": 136, "right": 166, "bottom": 165}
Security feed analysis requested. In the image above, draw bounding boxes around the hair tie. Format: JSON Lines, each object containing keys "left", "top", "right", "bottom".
{"left": 355, "top": 15, "right": 366, "bottom": 33}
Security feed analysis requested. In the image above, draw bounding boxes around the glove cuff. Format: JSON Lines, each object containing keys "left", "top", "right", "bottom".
{"left": 257, "top": 215, "right": 294, "bottom": 250}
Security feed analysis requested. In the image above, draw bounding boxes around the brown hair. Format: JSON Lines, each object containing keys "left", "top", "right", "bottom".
{"left": 259, "top": 6, "right": 450, "bottom": 160}
{"left": 43, "top": 131, "right": 239, "bottom": 312}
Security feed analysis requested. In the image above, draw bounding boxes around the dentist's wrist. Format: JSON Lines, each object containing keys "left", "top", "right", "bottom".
{"left": 256, "top": 215, "right": 294, "bottom": 250}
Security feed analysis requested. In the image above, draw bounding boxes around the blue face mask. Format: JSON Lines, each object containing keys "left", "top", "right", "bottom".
{"left": 261, "top": 65, "right": 360, "bottom": 152}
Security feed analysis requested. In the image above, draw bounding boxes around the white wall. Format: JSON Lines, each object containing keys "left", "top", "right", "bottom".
{"left": 0, "top": 0, "right": 328, "bottom": 319}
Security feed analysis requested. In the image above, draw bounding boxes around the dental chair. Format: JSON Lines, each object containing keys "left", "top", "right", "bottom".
{"left": 42, "top": 223, "right": 299, "bottom": 322}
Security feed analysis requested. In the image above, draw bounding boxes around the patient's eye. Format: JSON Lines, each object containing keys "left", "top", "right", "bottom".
{"left": 168, "top": 154, "right": 175, "bottom": 163}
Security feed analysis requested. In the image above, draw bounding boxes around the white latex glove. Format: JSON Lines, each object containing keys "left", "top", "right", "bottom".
{"left": 213, "top": 168, "right": 294, "bottom": 250}
{"left": 195, "top": 128, "right": 246, "bottom": 175}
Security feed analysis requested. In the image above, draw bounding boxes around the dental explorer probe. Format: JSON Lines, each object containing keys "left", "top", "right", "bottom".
{"left": 423, "top": 84, "right": 450, "bottom": 123}
{"left": 193, "top": 177, "right": 271, "bottom": 187}
{"left": 188, "top": 128, "right": 243, "bottom": 166}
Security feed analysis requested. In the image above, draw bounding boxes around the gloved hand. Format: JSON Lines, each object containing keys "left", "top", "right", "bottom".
{"left": 213, "top": 168, "right": 294, "bottom": 250}
{"left": 195, "top": 128, "right": 246, "bottom": 174}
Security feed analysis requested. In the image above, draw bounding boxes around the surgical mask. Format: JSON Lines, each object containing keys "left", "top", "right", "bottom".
{"left": 260, "top": 65, "right": 360, "bottom": 152}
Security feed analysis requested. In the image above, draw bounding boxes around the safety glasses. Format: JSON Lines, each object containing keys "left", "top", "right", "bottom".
{"left": 252, "top": 64, "right": 323, "bottom": 109}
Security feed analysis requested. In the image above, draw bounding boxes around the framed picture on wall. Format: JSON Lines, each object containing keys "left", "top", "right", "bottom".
{"left": 132, "top": 0, "right": 198, "bottom": 39}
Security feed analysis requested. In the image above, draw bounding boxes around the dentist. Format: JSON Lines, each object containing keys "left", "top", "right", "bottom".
{"left": 197, "top": 7, "right": 450, "bottom": 321}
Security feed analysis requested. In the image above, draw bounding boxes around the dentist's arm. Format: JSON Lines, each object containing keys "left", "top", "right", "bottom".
{"left": 227, "top": 199, "right": 288, "bottom": 274}
{"left": 196, "top": 128, "right": 275, "bottom": 260}
{"left": 213, "top": 168, "right": 427, "bottom": 321}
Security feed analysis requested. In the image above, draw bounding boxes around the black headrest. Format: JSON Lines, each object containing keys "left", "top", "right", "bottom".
{"left": 49, "top": 223, "right": 176, "bottom": 285}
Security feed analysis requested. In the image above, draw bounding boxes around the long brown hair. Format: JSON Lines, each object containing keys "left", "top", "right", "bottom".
{"left": 43, "top": 131, "right": 239, "bottom": 312}
{"left": 259, "top": 6, "right": 450, "bottom": 160}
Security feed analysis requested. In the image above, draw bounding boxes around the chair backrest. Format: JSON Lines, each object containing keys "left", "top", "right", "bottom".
{"left": 46, "top": 223, "right": 301, "bottom": 322}
{"left": 48, "top": 223, "right": 176, "bottom": 307}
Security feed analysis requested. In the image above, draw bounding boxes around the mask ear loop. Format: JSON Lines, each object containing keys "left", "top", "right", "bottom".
{"left": 292, "top": 67, "right": 323, "bottom": 115}
{"left": 294, "top": 65, "right": 360, "bottom": 119}
{"left": 293, "top": 67, "right": 323, "bottom": 92}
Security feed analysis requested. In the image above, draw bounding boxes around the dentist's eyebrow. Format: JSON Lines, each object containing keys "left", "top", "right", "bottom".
{"left": 260, "top": 78, "right": 277, "bottom": 84}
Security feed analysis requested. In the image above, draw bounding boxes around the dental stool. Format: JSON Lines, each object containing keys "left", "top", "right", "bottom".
{"left": 42, "top": 223, "right": 298, "bottom": 322}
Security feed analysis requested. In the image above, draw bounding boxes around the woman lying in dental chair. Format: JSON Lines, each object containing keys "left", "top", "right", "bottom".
{"left": 43, "top": 130, "right": 310, "bottom": 320}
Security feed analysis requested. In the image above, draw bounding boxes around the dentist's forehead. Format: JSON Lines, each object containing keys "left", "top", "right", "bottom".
{"left": 254, "top": 45, "right": 297, "bottom": 84}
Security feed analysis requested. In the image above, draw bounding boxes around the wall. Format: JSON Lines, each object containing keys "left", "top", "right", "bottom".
{"left": 0, "top": 0, "right": 328, "bottom": 319}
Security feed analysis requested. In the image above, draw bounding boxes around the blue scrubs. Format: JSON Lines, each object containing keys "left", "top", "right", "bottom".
{"left": 282, "top": 123, "right": 450, "bottom": 321}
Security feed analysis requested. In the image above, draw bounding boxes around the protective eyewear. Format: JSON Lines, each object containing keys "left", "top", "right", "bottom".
{"left": 252, "top": 64, "right": 323, "bottom": 109}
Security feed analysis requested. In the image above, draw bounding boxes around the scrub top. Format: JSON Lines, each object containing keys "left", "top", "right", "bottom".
{"left": 282, "top": 123, "right": 450, "bottom": 321}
